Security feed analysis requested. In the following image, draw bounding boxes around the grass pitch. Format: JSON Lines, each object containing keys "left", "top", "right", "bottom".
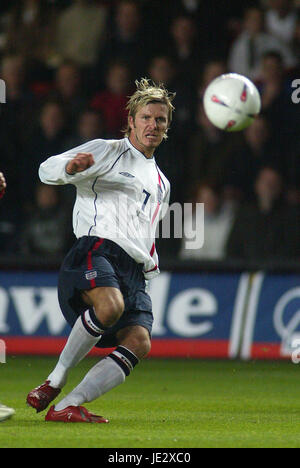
{"left": 1, "top": 356, "right": 300, "bottom": 448}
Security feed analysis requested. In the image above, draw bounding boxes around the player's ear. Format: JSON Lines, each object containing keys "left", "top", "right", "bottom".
{"left": 128, "top": 115, "right": 135, "bottom": 131}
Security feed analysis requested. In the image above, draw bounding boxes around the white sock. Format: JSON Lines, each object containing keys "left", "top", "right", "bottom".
{"left": 54, "top": 346, "right": 139, "bottom": 411}
{"left": 54, "top": 357, "right": 125, "bottom": 410}
{"left": 47, "top": 312, "right": 103, "bottom": 389}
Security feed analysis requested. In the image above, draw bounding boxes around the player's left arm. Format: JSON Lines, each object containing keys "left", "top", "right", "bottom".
{"left": 0, "top": 172, "right": 6, "bottom": 199}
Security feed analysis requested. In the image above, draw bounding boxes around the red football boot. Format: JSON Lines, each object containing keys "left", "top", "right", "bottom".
{"left": 45, "top": 405, "right": 109, "bottom": 423}
{"left": 26, "top": 381, "right": 61, "bottom": 413}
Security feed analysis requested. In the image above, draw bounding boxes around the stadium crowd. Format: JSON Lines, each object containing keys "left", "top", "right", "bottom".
{"left": 0, "top": 0, "right": 299, "bottom": 263}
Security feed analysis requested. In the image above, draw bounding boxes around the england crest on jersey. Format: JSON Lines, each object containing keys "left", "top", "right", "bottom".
{"left": 85, "top": 270, "right": 98, "bottom": 281}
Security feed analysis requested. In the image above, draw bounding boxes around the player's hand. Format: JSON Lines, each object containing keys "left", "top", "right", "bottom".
{"left": 0, "top": 172, "right": 6, "bottom": 192}
{"left": 66, "top": 153, "right": 95, "bottom": 175}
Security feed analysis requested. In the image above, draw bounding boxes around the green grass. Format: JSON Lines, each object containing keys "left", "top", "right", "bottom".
{"left": 1, "top": 357, "right": 300, "bottom": 448}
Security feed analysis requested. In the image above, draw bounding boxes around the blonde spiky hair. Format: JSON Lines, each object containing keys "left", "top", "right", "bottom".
{"left": 124, "top": 78, "right": 176, "bottom": 140}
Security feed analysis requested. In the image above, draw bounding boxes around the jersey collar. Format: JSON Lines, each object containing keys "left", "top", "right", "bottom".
{"left": 125, "top": 137, "right": 156, "bottom": 162}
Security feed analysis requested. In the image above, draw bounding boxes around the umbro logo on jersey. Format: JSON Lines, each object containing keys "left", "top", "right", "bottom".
{"left": 119, "top": 172, "right": 135, "bottom": 178}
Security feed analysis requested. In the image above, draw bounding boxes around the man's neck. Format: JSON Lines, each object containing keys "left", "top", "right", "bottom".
{"left": 128, "top": 136, "right": 155, "bottom": 159}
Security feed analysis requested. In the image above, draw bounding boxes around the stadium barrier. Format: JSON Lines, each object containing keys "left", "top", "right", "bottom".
{"left": 1, "top": 266, "right": 300, "bottom": 360}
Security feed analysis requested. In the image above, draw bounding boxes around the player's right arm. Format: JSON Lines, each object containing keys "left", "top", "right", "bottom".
{"left": 65, "top": 152, "right": 95, "bottom": 175}
{"left": 39, "top": 139, "right": 110, "bottom": 185}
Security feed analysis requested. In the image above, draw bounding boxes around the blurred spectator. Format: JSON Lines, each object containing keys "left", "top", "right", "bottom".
{"left": 0, "top": 124, "right": 22, "bottom": 252}
{"left": 99, "top": 0, "right": 147, "bottom": 79}
{"left": 142, "top": 0, "right": 203, "bottom": 52}
{"left": 186, "top": 101, "right": 241, "bottom": 191}
{"left": 291, "top": 15, "right": 300, "bottom": 68}
{"left": 224, "top": 115, "right": 279, "bottom": 200}
{"left": 1, "top": 54, "right": 27, "bottom": 100}
{"left": 171, "top": 0, "right": 202, "bottom": 15}
{"left": 265, "top": 0, "right": 299, "bottom": 46}
{"left": 226, "top": 166, "right": 300, "bottom": 260}
{"left": 0, "top": 54, "right": 36, "bottom": 207}
{"left": 55, "top": 0, "right": 108, "bottom": 67}
{"left": 67, "top": 108, "right": 104, "bottom": 147}
{"left": 90, "top": 61, "right": 131, "bottom": 138}
{"left": 286, "top": 141, "right": 300, "bottom": 205}
{"left": 3, "top": 0, "right": 57, "bottom": 72}
{"left": 167, "top": 15, "right": 201, "bottom": 86}
{"left": 22, "top": 100, "right": 68, "bottom": 208}
{"left": 197, "top": 59, "right": 227, "bottom": 98}
{"left": 148, "top": 56, "right": 176, "bottom": 88}
{"left": 257, "top": 51, "right": 299, "bottom": 158}
{"left": 1, "top": 54, "right": 36, "bottom": 121}
{"left": 228, "top": 7, "right": 296, "bottom": 80}
{"left": 179, "top": 181, "right": 236, "bottom": 260}
{"left": 0, "top": 2, "right": 12, "bottom": 55}
{"left": 27, "top": 100, "right": 67, "bottom": 159}
{"left": 19, "top": 183, "right": 72, "bottom": 257}
{"left": 49, "top": 61, "right": 87, "bottom": 131}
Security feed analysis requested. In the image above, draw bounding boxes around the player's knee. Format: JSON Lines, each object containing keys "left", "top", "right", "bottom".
{"left": 129, "top": 332, "right": 151, "bottom": 360}
{"left": 93, "top": 293, "right": 124, "bottom": 328}
{"left": 138, "top": 336, "right": 151, "bottom": 359}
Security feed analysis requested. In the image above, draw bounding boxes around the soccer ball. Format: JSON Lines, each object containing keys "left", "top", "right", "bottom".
{"left": 203, "top": 73, "right": 261, "bottom": 132}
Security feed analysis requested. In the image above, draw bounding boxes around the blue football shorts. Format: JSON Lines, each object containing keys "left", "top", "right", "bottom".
{"left": 58, "top": 236, "right": 153, "bottom": 348}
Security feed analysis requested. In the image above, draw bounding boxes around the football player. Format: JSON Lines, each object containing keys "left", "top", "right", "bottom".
{"left": 27, "top": 79, "right": 175, "bottom": 423}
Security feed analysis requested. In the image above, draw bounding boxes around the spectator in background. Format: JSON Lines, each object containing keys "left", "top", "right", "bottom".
{"left": 0, "top": 2, "right": 11, "bottom": 57}
{"left": 148, "top": 55, "right": 176, "bottom": 89}
{"left": 197, "top": 59, "right": 227, "bottom": 99}
{"left": 142, "top": 0, "right": 203, "bottom": 53}
{"left": 265, "top": 0, "right": 299, "bottom": 47}
{"left": 50, "top": 61, "right": 87, "bottom": 132}
{"left": 22, "top": 100, "right": 68, "bottom": 210}
{"left": 291, "top": 14, "right": 300, "bottom": 75}
{"left": 67, "top": 108, "right": 104, "bottom": 148}
{"left": 168, "top": 15, "right": 201, "bottom": 86}
{"left": 257, "top": 51, "right": 299, "bottom": 159}
{"left": 90, "top": 61, "right": 131, "bottom": 138}
{"left": 226, "top": 166, "right": 300, "bottom": 260}
{"left": 228, "top": 7, "right": 296, "bottom": 80}
{"left": 179, "top": 180, "right": 236, "bottom": 260}
{"left": 186, "top": 101, "right": 240, "bottom": 192}
{"left": 170, "top": 0, "right": 202, "bottom": 16}
{"left": 3, "top": 0, "right": 57, "bottom": 74}
{"left": 55, "top": 0, "right": 107, "bottom": 68}
{"left": 99, "top": 0, "right": 146, "bottom": 80}
{"left": 224, "top": 115, "right": 277, "bottom": 201}
{"left": 1, "top": 54, "right": 36, "bottom": 133}
{"left": 19, "top": 183, "right": 72, "bottom": 258}
{"left": 0, "top": 54, "right": 36, "bottom": 214}
{"left": 0, "top": 165, "right": 20, "bottom": 254}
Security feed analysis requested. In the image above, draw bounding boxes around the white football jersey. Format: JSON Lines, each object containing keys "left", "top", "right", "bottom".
{"left": 39, "top": 137, "right": 170, "bottom": 279}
